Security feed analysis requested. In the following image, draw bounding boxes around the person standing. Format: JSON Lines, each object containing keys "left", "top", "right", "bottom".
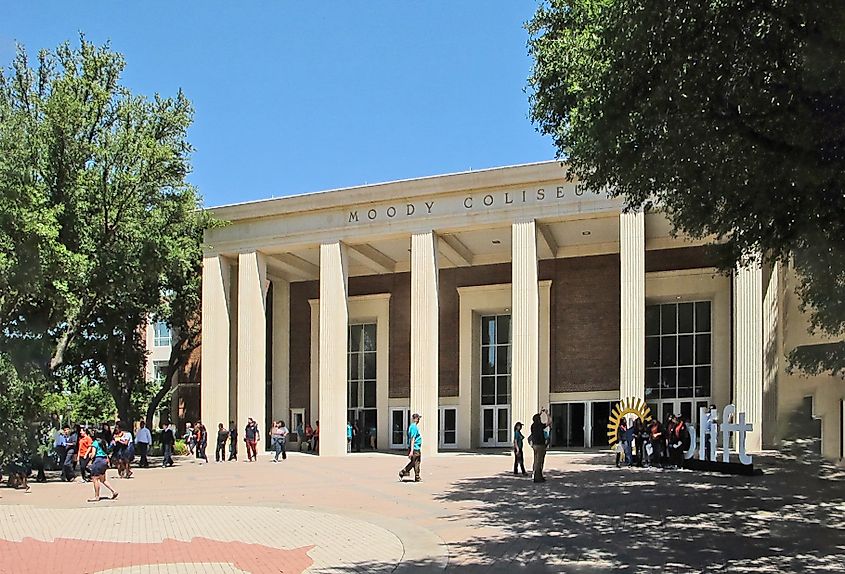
{"left": 346, "top": 421, "right": 353, "bottom": 453}
{"left": 513, "top": 422, "right": 527, "bottom": 476}
{"left": 215, "top": 423, "right": 229, "bottom": 463}
{"left": 54, "top": 426, "right": 68, "bottom": 478}
{"left": 228, "top": 420, "right": 238, "bottom": 461}
{"left": 352, "top": 421, "right": 361, "bottom": 452}
{"left": 161, "top": 423, "right": 175, "bottom": 467}
{"left": 135, "top": 421, "right": 152, "bottom": 468}
{"left": 398, "top": 413, "right": 422, "bottom": 482}
{"left": 184, "top": 422, "right": 195, "bottom": 455}
{"left": 77, "top": 427, "right": 93, "bottom": 482}
{"left": 270, "top": 421, "right": 288, "bottom": 462}
{"left": 304, "top": 423, "right": 314, "bottom": 452}
{"left": 244, "top": 418, "right": 259, "bottom": 462}
{"left": 62, "top": 425, "right": 79, "bottom": 482}
{"left": 313, "top": 421, "right": 320, "bottom": 454}
{"left": 528, "top": 410, "right": 550, "bottom": 483}
{"left": 113, "top": 423, "right": 134, "bottom": 479}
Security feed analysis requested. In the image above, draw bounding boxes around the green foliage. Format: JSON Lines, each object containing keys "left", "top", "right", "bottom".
{"left": 528, "top": 1, "right": 845, "bottom": 375}
{"left": 0, "top": 36, "right": 212, "bottom": 428}
{"left": 41, "top": 378, "right": 116, "bottom": 426}
{"left": 0, "top": 353, "right": 48, "bottom": 463}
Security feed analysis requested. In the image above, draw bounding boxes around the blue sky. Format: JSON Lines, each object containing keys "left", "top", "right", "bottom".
{"left": 3, "top": 2, "right": 556, "bottom": 207}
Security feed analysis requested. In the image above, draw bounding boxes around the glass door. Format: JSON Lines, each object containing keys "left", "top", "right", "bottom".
{"left": 550, "top": 403, "right": 585, "bottom": 447}
{"left": 348, "top": 323, "right": 377, "bottom": 450}
{"left": 480, "top": 314, "right": 511, "bottom": 447}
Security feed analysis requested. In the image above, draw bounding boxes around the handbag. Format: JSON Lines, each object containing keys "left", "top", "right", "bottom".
{"left": 645, "top": 443, "right": 654, "bottom": 456}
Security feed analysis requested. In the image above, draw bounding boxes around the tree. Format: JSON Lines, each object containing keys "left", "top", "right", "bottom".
{"left": 528, "top": 0, "right": 845, "bottom": 375}
{"left": 0, "top": 36, "right": 211, "bottom": 426}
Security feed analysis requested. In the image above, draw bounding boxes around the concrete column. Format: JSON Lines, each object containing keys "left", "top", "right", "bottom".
{"left": 272, "top": 279, "right": 291, "bottom": 428}
{"left": 237, "top": 251, "right": 268, "bottom": 438}
{"left": 201, "top": 254, "right": 232, "bottom": 431}
{"left": 620, "top": 210, "right": 645, "bottom": 399}
{"left": 511, "top": 220, "right": 540, "bottom": 438}
{"left": 410, "top": 231, "right": 440, "bottom": 458}
{"left": 734, "top": 261, "right": 763, "bottom": 452}
{"left": 319, "top": 241, "right": 349, "bottom": 456}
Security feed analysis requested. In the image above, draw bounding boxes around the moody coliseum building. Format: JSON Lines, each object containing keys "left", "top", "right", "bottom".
{"left": 200, "top": 161, "right": 845, "bottom": 461}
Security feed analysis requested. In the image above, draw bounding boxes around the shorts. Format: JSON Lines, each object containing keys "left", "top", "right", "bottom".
{"left": 90, "top": 458, "right": 108, "bottom": 477}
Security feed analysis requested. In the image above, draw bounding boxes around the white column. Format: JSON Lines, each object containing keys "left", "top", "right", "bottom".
{"left": 237, "top": 251, "right": 268, "bottom": 437}
{"left": 201, "top": 254, "right": 231, "bottom": 431}
{"left": 319, "top": 241, "right": 349, "bottom": 456}
{"left": 511, "top": 220, "right": 540, "bottom": 437}
{"left": 272, "top": 279, "right": 290, "bottom": 427}
{"left": 734, "top": 261, "right": 763, "bottom": 452}
{"left": 620, "top": 210, "right": 645, "bottom": 399}
{"left": 410, "top": 231, "right": 440, "bottom": 458}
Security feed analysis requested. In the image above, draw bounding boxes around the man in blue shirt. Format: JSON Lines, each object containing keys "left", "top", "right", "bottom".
{"left": 346, "top": 421, "right": 353, "bottom": 453}
{"left": 398, "top": 413, "right": 422, "bottom": 482}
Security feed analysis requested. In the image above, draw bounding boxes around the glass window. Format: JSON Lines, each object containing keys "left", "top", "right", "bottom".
{"left": 441, "top": 408, "right": 457, "bottom": 446}
{"left": 480, "top": 314, "right": 511, "bottom": 407}
{"left": 153, "top": 321, "right": 171, "bottom": 347}
{"left": 645, "top": 301, "right": 713, "bottom": 402}
{"left": 348, "top": 323, "right": 378, "bottom": 433}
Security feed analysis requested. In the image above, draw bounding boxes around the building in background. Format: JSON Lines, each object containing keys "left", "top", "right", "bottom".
{"left": 199, "top": 161, "right": 845, "bottom": 461}
{"left": 144, "top": 320, "right": 201, "bottom": 432}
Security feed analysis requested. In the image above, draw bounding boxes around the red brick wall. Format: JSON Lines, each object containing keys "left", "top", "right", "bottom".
{"left": 547, "top": 255, "right": 620, "bottom": 392}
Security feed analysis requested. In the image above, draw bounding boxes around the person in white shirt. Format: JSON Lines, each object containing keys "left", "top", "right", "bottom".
{"left": 135, "top": 421, "right": 152, "bottom": 468}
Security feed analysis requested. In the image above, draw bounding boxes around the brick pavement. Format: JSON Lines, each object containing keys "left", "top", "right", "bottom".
{"left": 1, "top": 448, "right": 843, "bottom": 573}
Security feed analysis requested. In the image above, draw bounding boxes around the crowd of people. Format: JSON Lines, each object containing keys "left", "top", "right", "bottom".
{"left": 615, "top": 412, "right": 697, "bottom": 469}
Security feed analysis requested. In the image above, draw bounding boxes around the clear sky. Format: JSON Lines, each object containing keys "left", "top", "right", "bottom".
{"left": 3, "top": 2, "right": 556, "bottom": 207}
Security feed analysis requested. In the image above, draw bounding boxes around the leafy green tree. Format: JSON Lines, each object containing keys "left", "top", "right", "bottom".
{"left": 528, "top": 0, "right": 845, "bottom": 375}
{"left": 0, "top": 36, "right": 211, "bottom": 426}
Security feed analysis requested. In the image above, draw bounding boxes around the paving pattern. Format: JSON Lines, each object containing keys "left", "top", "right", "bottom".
{"left": 0, "top": 448, "right": 843, "bottom": 573}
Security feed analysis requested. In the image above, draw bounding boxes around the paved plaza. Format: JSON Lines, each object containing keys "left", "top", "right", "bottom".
{"left": 1, "top": 447, "right": 844, "bottom": 573}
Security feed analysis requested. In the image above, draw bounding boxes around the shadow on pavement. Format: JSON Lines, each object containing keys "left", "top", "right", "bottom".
{"left": 328, "top": 448, "right": 845, "bottom": 573}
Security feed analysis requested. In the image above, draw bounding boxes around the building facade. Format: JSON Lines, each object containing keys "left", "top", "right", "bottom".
{"left": 201, "top": 162, "right": 845, "bottom": 461}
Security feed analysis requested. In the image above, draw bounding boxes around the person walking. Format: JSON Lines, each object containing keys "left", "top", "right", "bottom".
{"left": 528, "top": 410, "right": 550, "bottom": 483}
{"left": 86, "top": 431, "right": 118, "bottom": 502}
{"left": 77, "top": 427, "right": 93, "bottom": 482}
{"left": 161, "top": 423, "right": 175, "bottom": 467}
{"left": 244, "top": 418, "right": 259, "bottom": 462}
{"left": 228, "top": 420, "right": 238, "bottom": 461}
{"left": 270, "top": 421, "right": 289, "bottom": 462}
{"left": 135, "top": 421, "right": 152, "bottom": 468}
{"left": 398, "top": 413, "right": 422, "bottom": 482}
{"left": 513, "top": 422, "right": 527, "bottom": 476}
{"left": 184, "top": 423, "right": 195, "bottom": 455}
{"left": 195, "top": 422, "right": 209, "bottom": 463}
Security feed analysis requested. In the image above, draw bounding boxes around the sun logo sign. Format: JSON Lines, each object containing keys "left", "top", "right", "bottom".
{"left": 606, "top": 397, "right": 652, "bottom": 446}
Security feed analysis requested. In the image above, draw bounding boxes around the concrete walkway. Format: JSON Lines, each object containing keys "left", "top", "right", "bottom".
{"left": 1, "top": 448, "right": 843, "bottom": 572}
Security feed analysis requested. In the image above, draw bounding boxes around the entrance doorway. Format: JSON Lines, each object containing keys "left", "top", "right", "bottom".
{"left": 550, "top": 403, "right": 586, "bottom": 447}
{"left": 480, "top": 314, "right": 511, "bottom": 447}
{"left": 348, "top": 323, "right": 377, "bottom": 450}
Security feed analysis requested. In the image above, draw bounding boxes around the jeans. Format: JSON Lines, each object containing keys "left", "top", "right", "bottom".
{"left": 228, "top": 439, "right": 237, "bottom": 460}
{"left": 62, "top": 450, "right": 76, "bottom": 481}
{"left": 622, "top": 440, "right": 633, "bottom": 465}
{"left": 163, "top": 444, "right": 173, "bottom": 466}
{"left": 272, "top": 438, "right": 287, "bottom": 461}
{"left": 216, "top": 441, "right": 227, "bottom": 462}
{"left": 532, "top": 444, "right": 547, "bottom": 482}
{"left": 196, "top": 441, "right": 208, "bottom": 462}
{"left": 401, "top": 450, "right": 421, "bottom": 479}
{"left": 513, "top": 448, "right": 526, "bottom": 474}
{"left": 78, "top": 456, "right": 89, "bottom": 480}
{"left": 136, "top": 442, "right": 149, "bottom": 467}
{"left": 246, "top": 439, "right": 257, "bottom": 461}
